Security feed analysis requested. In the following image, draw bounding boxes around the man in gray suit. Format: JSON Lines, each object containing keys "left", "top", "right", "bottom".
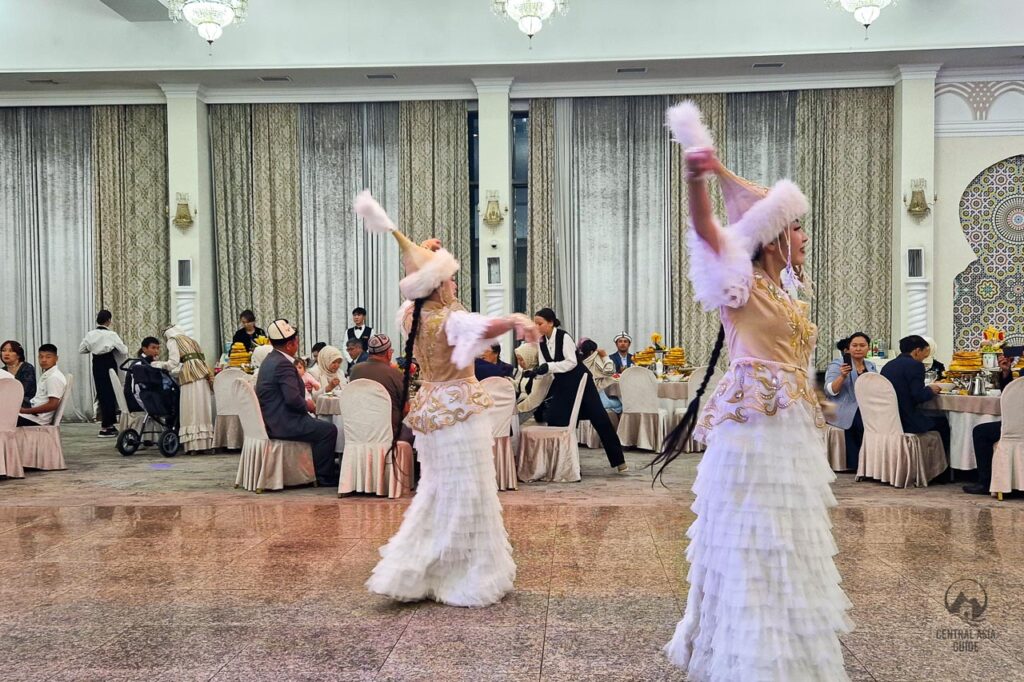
{"left": 256, "top": 319, "right": 339, "bottom": 486}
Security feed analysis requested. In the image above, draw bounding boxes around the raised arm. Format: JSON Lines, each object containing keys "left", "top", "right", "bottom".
{"left": 685, "top": 149, "right": 725, "bottom": 255}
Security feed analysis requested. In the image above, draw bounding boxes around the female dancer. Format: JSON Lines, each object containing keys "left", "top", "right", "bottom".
{"left": 531, "top": 309, "right": 627, "bottom": 474}
{"left": 652, "top": 102, "right": 852, "bottom": 680}
{"left": 355, "top": 191, "right": 538, "bottom": 607}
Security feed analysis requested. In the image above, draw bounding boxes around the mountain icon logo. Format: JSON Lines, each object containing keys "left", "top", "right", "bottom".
{"left": 944, "top": 579, "right": 988, "bottom": 623}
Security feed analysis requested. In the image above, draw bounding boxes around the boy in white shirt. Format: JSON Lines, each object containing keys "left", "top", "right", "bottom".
{"left": 18, "top": 344, "right": 67, "bottom": 427}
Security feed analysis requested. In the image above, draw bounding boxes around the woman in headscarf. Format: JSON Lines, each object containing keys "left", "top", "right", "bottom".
{"left": 355, "top": 190, "right": 538, "bottom": 608}
{"left": 153, "top": 325, "right": 214, "bottom": 453}
{"left": 313, "top": 344, "right": 344, "bottom": 398}
{"left": 513, "top": 343, "right": 552, "bottom": 424}
{"left": 922, "top": 335, "right": 946, "bottom": 377}
{"left": 249, "top": 344, "right": 274, "bottom": 382}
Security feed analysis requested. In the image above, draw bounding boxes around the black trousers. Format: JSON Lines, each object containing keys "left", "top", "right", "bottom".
{"left": 844, "top": 411, "right": 864, "bottom": 472}
{"left": 270, "top": 416, "right": 338, "bottom": 484}
{"left": 547, "top": 371, "right": 626, "bottom": 469}
{"left": 972, "top": 420, "right": 1002, "bottom": 487}
{"left": 91, "top": 352, "right": 119, "bottom": 429}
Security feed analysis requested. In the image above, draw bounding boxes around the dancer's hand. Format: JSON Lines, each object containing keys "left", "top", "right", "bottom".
{"left": 421, "top": 238, "right": 442, "bottom": 252}
{"left": 508, "top": 314, "right": 540, "bottom": 343}
{"left": 684, "top": 148, "right": 718, "bottom": 182}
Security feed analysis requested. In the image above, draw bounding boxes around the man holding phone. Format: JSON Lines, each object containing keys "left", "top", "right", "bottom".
{"left": 963, "top": 348, "right": 1020, "bottom": 495}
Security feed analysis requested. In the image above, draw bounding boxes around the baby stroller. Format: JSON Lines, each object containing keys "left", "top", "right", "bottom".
{"left": 115, "top": 359, "right": 181, "bottom": 457}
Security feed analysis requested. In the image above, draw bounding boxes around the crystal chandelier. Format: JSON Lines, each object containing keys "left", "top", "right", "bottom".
{"left": 168, "top": 0, "right": 249, "bottom": 44}
{"left": 835, "top": 0, "right": 893, "bottom": 28}
{"left": 492, "top": 1, "right": 569, "bottom": 38}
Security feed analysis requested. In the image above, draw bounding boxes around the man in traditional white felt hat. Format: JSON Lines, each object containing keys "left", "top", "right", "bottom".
{"left": 255, "top": 318, "right": 339, "bottom": 486}
{"left": 611, "top": 331, "right": 634, "bottom": 373}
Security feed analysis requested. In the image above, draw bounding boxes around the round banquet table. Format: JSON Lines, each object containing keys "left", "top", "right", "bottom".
{"left": 923, "top": 393, "right": 1001, "bottom": 471}
{"left": 605, "top": 380, "right": 689, "bottom": 402}
{"left": 315, "top": 394, "right": 346, "bottom": 453}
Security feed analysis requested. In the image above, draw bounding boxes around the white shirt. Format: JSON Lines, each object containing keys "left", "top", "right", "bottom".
{"left": 21, "top": 365, "right": 67, "bottom": 426}
{"left": 543, "top": 331, "right": 578, "bottom": 375}
{"left": 79, "top": 326, "right": 129, "bottom": 357}
{"left": 351, "top": 326, "right": 366, "bottom": 336}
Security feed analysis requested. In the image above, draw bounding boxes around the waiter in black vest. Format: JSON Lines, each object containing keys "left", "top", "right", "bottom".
{"left": 346, "top": 307, "right": 372, "bottom": 351}
{"left": 527, "top": 308, "right": 628, "bottom": 473}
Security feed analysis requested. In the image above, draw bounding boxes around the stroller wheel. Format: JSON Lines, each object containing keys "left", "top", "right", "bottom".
{"left": 159, "top": 430, "right": 180, "bottom": 457}
{"left": 116, "top": 429, "right": 141, "bottom": 456}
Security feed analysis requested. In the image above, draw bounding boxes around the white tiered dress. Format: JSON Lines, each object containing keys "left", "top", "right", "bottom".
{"left": 664, "top": 229, "right": 853, "bottom": 681}
{"left": 366, "top": 299, "right": 515, "bottom": 607}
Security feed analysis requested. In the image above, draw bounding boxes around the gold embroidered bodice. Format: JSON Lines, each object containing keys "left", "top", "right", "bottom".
{"left": 402, "top": 299, "right": 493, "bottom": 434}
{"left": 696, "top": 268, "right": 824, "bottom": 440}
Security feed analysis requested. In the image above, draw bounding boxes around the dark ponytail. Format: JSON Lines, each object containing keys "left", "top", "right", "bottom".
{"left": 649, "top": 323, "right": 726, "bottom": 485}
{"left": 389, "top": 298, "right": 426, "bottom": 485}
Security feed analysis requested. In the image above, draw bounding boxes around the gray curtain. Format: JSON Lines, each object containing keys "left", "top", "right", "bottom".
{"left": 554, "top": 96, "right": 670, "bottom": 349}
{"left": 299, "top": 103, "right": 401, "bottom": 349}
{"left": 0, "top": 107, "right": 95, "bottom": 420}
{"left": 725, "top": 91, "right": 798, "bottom": 187}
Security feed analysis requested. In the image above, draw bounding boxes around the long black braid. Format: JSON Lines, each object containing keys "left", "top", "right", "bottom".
{"left": 649, "top": 323, "right": 726, "bottom": 485}
{"left": 387, "top": 297, "right": 426, "bottom": 485}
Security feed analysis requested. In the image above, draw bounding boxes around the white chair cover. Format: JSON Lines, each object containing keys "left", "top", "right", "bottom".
{"left": 675, "top": 365, "right": 718, "bottom": 452}
{"left": 578, "top": 411, "right": 619, "bottom": 448}
{"left": 15, "top": 374, "right": 73, "bottom": 471}
{"left": 990, "top": 378, "right": 1024, "bottom": 494}
{"left": 854, "top": 372, "right": 947, "bottom": 488}
{"left": 824, "top": 424, "right": 847, "bottom": 472}
{"left": 213, "top": 368, "right": 246, "bottom": 450}
{"left": 0, "top": 378, "right": 25, "bottom": 479}
{"left": 616, "top": 367, "right": 669, "bottom": 451}
{"left": 480, "top": 376, "right": 517, "bottom": 491}
{"left": 517, "top": 375, "right": 587, "bottom": 483}
{"left": 110, "top": 368, "right": 145, "bottom": 434}
{"left": 232, "top": 379, "right": 316, "bottom": 492}
{"left": 337, "top": 379, "right": 413, "bottom": 498}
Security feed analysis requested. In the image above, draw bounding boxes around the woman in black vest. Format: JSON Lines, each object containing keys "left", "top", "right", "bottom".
{"left": 529, "top": 308, "right": 628, "bottom": 473}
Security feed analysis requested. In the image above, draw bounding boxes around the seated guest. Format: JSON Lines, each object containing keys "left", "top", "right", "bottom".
{"left": 824, "top": 332, "right": 876, "bottom": 471}
{"left": 881, "top": 334, "right": 950, "bottom": 480}
{"left": 610, "top": 332, "right": 634, "bottom": 373}
{"left": 314, "top": 345, "right": 344, "bottom": 398}
{"left": 579, "top": 339, "right": 623, "bottom": 414}
{"left": 2, "top": 340, "right": 36, "bottom": 408}
{"left": 475, "top": 343, "right": 515, "bottom": 380}
{"left": 307, "top": 341, "right": 326, "bottom": 370}
{"left": 513, "top": 343, "right": 552, "bottom": 424}
{"left": 921, "top": 335, "right": 946, "bottom": 377}
{"left": 255, "top": 319, "right": 338, "bottom": 486}
{"left": 18, "top": 344, "right": 67, "bottom": 427}
{"left": 231, "top": 310, "right": 266, "bottom": 352}
{"left": 294, "top": 358, "right": 317, "bottom": 413}
{"left": 139, "top": 336, "right": 161, "bottom": 363}
{"left": 350, "top": 334, "right": 414, "bottom": 444}
{"left": 125, "top": 337, "right": 163, "bottom": 412}
{"left": 347, "top": 307, "right": 372, "bottom": 351}
{"left": 344, "top": 338, "right": 368, "bottom": 378}
{"left": 963, "top": 354, "right": 1017, "bottom": 495}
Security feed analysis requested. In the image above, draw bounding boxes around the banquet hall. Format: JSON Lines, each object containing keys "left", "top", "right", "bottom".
{"left": 2, "top": 1, "right": 1024, "bottom": 680}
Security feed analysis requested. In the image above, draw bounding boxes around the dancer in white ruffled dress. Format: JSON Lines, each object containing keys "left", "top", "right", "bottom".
{"left": 354, "top": 191, "right": 539, "bottom": 607}
{"left": 651, "top": 102, "right": 853, "bottom": 681}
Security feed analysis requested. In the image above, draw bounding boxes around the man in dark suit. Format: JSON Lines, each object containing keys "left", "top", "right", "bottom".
{"left": 256, "top": 319, "right": 339, "bottom": 486}
{"left": 610, "top": 332, "right": 634, "bottom": 373}
{"left": 344, "top": 338, "right": 368, "bottom": 378}
{"left": 881, "top": 334, "right": 950, "bottom": 479}
{"left": 346, "top": 307, "right": 372, "bottom": 352}
{"left": 963, "top": 354, "right": 1017, "bottom": 495}
{"left": 475, "top": 343, "right": 515, "bottom": 381}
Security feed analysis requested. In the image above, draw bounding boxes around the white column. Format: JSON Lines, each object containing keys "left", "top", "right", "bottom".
{"left": 891, "top": 64, "right": 940, "bottom": 349}
{"left": 160, "top": 84, "right": 218, "bottom": 355}
{"left": 473, "top": 78, "right": 515, "bottom": 356}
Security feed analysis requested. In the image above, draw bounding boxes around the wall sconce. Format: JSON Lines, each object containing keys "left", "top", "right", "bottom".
{"left": 172, "top": 192, "right": 195, "bottom": 229}
{"left": 904, "top": 178, "right": 935, "bottom": 218}
{"left": 481, "top": 190, "right": 508, "bottom": 229}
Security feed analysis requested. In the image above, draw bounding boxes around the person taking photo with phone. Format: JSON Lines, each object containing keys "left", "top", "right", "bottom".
{"left": 824, "top": 332, "right": 877, "bottom": 471}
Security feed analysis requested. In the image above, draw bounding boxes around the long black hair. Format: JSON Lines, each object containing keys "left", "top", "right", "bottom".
{"left": 648, "top": 323, "right": 726, "bottom": 485}
{"left": 387, "top": 298, "right": 426, "bottom": 484}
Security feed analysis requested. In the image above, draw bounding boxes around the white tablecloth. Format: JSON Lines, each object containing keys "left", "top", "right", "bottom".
{"left": 605, "top": 381, "right": 688, "bottom": 401}
{"left": 315, "top": 395, "right": 345, "bottom": 453}
{"left": 924, "top": 394, "right": 1002, "bottom": 471}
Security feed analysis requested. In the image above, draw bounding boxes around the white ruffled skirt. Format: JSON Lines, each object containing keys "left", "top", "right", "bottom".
{"left": 665, "top": 405, "right": 853, "bottom": 681}
{"left": 179, "top": 381, "right": 215, "bottom": 452}
{"left": 366, "top": 412, "right": 515, "bottom": 607}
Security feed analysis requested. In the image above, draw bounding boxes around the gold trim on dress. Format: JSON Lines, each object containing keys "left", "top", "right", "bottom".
{"left": 407, "top": 377, "right": 494, "bottom": 435}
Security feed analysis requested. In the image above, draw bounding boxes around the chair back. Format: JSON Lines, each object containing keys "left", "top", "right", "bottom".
{"left": 854, "top": 372, "right": 903, "bottom": 436}
{"left": 0, "top": 377, "right": 21, "bottom": 432}
{"left": 109, "top": 368, "right": 130, "bottom": 416}
{"left": 686, "top": 365, "right": 717, "bottom": 405}
{"left": 619, "top": 366, "right": 660, "bottom": 413}
{"left": 214, "top": 368, "right": 247, "bottom": 416}
{"left": 480, "top": 376, "right": 516, "bottom": 438}
{"left": 1001, "top": 377, "right": 1024, "bottom": 439}
{"left": 567, "top": 375, "right": 588, "bottom": 430}
{"left": 230, "top": 379, "right": 269, "bottom": 441}
{"left": 51, "top": 374, "right": 74, "bottom": 427}
{"left": 338, "top": 379, "right": 393, "bottom": 444}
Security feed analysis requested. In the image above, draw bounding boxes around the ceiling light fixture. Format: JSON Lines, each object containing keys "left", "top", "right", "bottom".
{"left": 492, "top": 1, "right": 568, "bottom": 39}
{"left": 168, "top": 1, "right": 248, "bottom": 45}
{"left": 831, "top": 0, "right": 893, "bottom": 30}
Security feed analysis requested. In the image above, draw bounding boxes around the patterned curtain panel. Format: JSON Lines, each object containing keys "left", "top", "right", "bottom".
{"left": 210, "top": 104, "right": 303, "bottom": 349}
{"left": 669, "top": 93, "right": 728, "bottom": 366}
{"left": 398, "top": 100, "right": 471, "bottom": 305}
{"left": 299, "top": 102, "right": 401, "bottom": 350}
{"left": 92, "top": 105, "right": 169, "bottom": 350}
{"left": 526, "top": 98, "right": 555, "bottom": 315}
{"left": 796, "top": 87, "right": 894, "bottom": 368}
{"left": 0, "top": 107, "right": 96, "bottom": 420}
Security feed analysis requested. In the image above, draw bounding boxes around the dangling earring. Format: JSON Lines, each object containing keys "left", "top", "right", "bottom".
{"left": 781, "top": 230, "right": 802, "bottom": 295}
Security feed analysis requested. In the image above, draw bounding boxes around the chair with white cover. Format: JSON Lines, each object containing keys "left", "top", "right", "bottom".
{"left": 213, "top": 368, "right": 246, "bottom": 450}
{"left": 110, "top": 368, "right": 145, "bottom": 435}
{"left": 578, "top": 411, "right": 619, "bottom": 449}
{"left": 233, "top": 379, "right": 316, "bottom": 493}
{"left": 674, "top": 365, "right": 718, "bottom": 452}
{"left": 0, "top": 378, "right": 25, "bottom": 479}
{"left": 15, "top": 374, "right": 73, "bottom": 471}
{"left": 990, "top": 377, "right": 1024, "bottom": 499}
{"left": 337, "top": 379, "right": 414, "bottom": 498}
{"left": 824, "top": 424, "right": 847, "bottom": 472}
{"left": 517, "top": 375, "right": 587, "bottom": 483}
{"left": 480, "top": 376, "right": 517, "bottom": 491}
{"left": 854, "top": 372, "right": 946, "bottom": 488}
{"left": 616, "top": 367, "right": 670, "bottom": 451}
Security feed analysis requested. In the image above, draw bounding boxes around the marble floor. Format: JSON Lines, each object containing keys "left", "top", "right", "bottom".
{"left": 2, "top": 424, "right": 1023, "bottom": 681}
